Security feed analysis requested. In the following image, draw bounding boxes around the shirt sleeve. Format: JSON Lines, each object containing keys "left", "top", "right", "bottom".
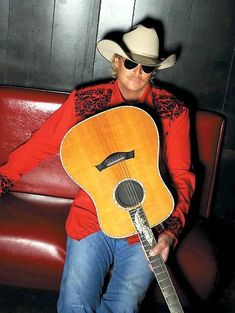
{"left": 159, "top": 106, "right": 196, "bottom": 242}
{"left": 0, "top": 90, "right": 78, "bottom": 186}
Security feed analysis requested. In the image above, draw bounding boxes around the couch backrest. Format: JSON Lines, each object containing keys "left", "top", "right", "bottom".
{"left": 193, "top": 110, "right": 225, "bottom": 217}
{"left": 0, "top": 87, "right": 225, "bottom": 217}
{"left": 0, "top": 87, "right": 79, "bottom": 199}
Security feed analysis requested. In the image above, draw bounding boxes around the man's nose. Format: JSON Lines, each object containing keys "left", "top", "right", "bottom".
{"left": 133, "top": 64, "right": 143, "bottom": 75}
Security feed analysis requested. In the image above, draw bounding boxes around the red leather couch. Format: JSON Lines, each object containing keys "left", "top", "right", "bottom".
{"left": 0, "top": 86, "right": 225, "bottom": 312}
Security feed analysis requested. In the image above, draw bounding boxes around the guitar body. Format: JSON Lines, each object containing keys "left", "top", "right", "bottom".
{"left": 60, "top": 106, "right": 174, "bottom": 238}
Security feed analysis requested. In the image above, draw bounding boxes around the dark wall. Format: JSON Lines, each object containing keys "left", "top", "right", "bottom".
{"left": 0, "top": 0, "right": 234, "bottom": 221}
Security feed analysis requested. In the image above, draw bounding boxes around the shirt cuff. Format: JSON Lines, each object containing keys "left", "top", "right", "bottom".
{"left": 155, "top": 215, "right": 184, "bottom": 247}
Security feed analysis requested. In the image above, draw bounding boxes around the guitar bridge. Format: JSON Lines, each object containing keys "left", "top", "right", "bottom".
{"left": 95, "top": 150, "right": 134, "bottom": 171}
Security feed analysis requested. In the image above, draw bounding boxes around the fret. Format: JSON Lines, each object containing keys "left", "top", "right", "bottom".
{"left": 149, "top": 255, "right": 162, "bottom": 264}
{"left": 159, "top": 278, "right": 173, "bottom": 289}
{"left": 165, "top": 293, "right": 179, "bottom": 305}
{"left": 168, "top": 301, "right": 183, "bottom": 313}
{"left": 161, "top": 285, "right": 175, "bottom": 296}
{"left": 156, "top": 271, "right": 169, "bottom": 281}
{"left": 151, "top": 261, "right": 163, "bottom": 269}
{"left": 142, "top": 242, "right": 151, "bottom": 249}
{"left": 141, "top": 234, "right": 154, "bottom": 241}
{"left": 152, "top": 263, "right": 164, "bottom": 270}
{"left": 151, "top": 262, "right": 168, "bottom": 275}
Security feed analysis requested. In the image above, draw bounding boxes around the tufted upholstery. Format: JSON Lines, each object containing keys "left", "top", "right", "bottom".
{"left": 0, "top": 86, "right": 225, "bottom": 311}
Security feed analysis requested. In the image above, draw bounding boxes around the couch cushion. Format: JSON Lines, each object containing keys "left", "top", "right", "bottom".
{"left": 0, "top": 192, "right": 71, "bottom": 290}
{"left": 146, "top": 220, "right": 219, "bottom": 310}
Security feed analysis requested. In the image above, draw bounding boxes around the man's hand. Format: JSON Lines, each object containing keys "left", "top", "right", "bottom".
{"left": 149, "top": 233, "right": 174, "bottom": 262}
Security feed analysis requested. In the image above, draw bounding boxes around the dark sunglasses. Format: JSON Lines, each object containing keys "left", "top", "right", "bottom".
{"left": 123, "top": 58, "right": 155, "bottom": 74}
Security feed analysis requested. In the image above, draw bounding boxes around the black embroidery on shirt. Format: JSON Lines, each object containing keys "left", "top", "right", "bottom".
{"left": 154, "top": 216, "right": 183, "bottom": 238}
{"left": 164, "top": 216, "right": 184, "bottom": 238}
{"left": 152, "top": 90, "right": 186, "bottom": 122}
{"left": 75, "top": 88, "right": 113, "bottom": 118}
{"left": 0, "top": 174, "right": 14, "bottom": 196}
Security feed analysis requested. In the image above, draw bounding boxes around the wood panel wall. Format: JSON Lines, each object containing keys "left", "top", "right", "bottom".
{"left": 0, "top": 0, "right": 234, "bottom": 220}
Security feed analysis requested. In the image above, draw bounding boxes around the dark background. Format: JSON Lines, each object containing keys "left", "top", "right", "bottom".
{"left": 0, "top": 0, "right": 234, "bottom": 311}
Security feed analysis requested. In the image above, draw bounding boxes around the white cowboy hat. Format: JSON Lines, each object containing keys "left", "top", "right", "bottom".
{"left": 97, "top": 24, "right": 176, "bottom": 70}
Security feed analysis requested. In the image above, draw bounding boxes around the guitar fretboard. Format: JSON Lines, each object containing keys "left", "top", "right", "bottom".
{"left": 129, "top": 207, "right": 184, "bottom": 313}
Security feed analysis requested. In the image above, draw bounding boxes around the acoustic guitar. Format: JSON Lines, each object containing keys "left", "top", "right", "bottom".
{"left": 60, "top": 105, "right": 184, "bottom": 313}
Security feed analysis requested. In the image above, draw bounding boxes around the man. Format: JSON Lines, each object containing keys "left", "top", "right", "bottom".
{"left": 0, "top": 25, "right": 195, "bottom": 312}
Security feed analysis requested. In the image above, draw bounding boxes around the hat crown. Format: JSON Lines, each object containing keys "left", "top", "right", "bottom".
{"left": 123, "top": 25, "right": 159, "bottom": 58}
{"left": 96, "top": 23, "right": 176, "bottom": 69}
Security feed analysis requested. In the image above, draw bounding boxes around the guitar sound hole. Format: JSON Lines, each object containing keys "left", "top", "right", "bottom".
{"left": 115, "top": 179, "right": 144, "bottom": 208}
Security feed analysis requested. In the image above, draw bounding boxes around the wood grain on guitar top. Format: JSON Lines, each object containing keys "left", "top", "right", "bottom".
{"left": 60, "top": 106, "right": 174, "bottom": 238}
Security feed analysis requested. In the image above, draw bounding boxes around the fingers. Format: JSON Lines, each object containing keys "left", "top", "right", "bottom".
{"left": 149, "top": 234, "right": 172, "bottom": 262}
{"left": 149, "top": 243, "right": 163, "bottom": 257}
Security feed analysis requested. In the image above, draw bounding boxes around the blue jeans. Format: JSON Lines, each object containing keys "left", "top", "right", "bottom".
{"left": 57, "top": 231, "right": 154, "bottom": 313}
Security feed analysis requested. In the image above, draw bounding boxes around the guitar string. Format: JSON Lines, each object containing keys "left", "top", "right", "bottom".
{"left": 97, "top": 109, "right": 144, "bottom": 212}
{"left": 92, "top": 109, "right": 152, "bottom": 236}
{"left": 93, "top": 110, "right": 183, "bottom": 312}
{"left": 82, "top": 109, "right": 142, "bottom": 222}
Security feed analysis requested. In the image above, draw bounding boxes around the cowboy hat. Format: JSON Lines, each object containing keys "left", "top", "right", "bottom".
{"left": 97, "top": 24, "right": 176, "bottom": 70}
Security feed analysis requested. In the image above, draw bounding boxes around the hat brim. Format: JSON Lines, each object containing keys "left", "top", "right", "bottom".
{"left": 97, "top": 39, "right": 176, "bottom": 70}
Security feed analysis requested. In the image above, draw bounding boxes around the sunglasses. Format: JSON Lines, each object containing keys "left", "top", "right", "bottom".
{"left": 123, "top": 58, "right": 155, "bottom": 74}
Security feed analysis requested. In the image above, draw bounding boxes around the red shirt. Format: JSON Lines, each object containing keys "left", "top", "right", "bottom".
{"left": 0, "top": 80, "right": 195, "bottom": 243}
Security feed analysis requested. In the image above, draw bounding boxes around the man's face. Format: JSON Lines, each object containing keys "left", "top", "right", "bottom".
{"left": 114, "top": 56, "right": 152, "bottom": 99}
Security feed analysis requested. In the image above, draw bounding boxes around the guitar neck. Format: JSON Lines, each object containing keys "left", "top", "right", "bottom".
{"left": 129, "top": 208, "right": 184, "bottom": 313}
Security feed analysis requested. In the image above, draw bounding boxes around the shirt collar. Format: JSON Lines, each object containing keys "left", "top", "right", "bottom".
{"left": 111, "top": 80, "right": 152, "bottom": 106}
